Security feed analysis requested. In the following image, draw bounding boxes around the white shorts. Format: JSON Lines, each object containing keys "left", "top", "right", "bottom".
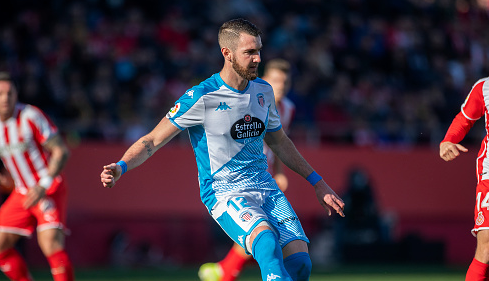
{"left": 210, "top": 188, "right": 309, "bottom": 254}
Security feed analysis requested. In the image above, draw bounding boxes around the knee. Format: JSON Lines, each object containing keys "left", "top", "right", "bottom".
{"left": 251, "top": 230, "right": 281, "bottom": 261}
{"left": 283, "top": 252, "right": 312, "bottom": 281}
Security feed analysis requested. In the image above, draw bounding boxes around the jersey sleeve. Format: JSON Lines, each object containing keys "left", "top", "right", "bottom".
{"left": 461, "top": 80, "right": 486, "bottom": 121}
{"left": 266, "top": 93, "right": 282, "bottom": 132}
{"left": 26, "top": 105, "right": 59, "bottom": 144}
{"left": 166, "top": 89, "right": 205, "bottom": 130}
{"left": 442, "top": 80, "right": 485, "bottom": 144}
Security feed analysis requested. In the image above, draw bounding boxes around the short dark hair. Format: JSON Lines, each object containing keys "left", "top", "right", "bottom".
{"left": 264, "top": 59, "right": 291, "bottom": 76}
{"left": 218, "top": 18, "right": 262, "bottom": 51}
{"left": 0, "top": 72, "right": 12, "bottom": 82}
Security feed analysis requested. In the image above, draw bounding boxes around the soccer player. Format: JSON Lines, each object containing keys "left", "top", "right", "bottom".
{"left": 440, "top": 76, "right": 489, "bottom": 280}
{"left": 101, "top": 18, "right": 345, "bottom": 281}
{"left": 198, "top": 58, "right": 296, "bottom": 281}
{"left": 0, "top": 72, "right": 74, "bottom": 281}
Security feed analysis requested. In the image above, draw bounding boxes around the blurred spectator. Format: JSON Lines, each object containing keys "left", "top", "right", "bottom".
{"left": 1, "top": 0, "right": 488, "bottom": 147}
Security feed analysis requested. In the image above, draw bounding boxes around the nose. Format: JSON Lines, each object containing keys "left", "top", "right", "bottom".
{"left": 253, "top": 52, "right": 261, "bottom": 63}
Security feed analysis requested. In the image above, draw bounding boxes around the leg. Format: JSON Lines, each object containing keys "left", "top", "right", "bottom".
{"left": 249, "top": 225, "right": 292, "bottom": 281}
{"left": 0, "top": 232, "right": 33, "bottom": 281}
{"left": 467, "top": 230, "right": 489, "bottom": 280}
{"left": 260, "top": 190, "right": 311, "bottom": 281}
{"left": 38, "top": 228, "right": 74, "bottom": 281}
{"left": 282, "top": 240, "right": 312, "bottom": 281}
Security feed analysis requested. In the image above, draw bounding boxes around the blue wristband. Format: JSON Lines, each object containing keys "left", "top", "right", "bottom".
{"left": 116, "top": 160, "right": 128, "bottom": 175}
{"left": 306, "top": 171, "right": 322, "bottom": 186}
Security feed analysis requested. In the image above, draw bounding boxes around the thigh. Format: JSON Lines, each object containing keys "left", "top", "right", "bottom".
{"left": 0, "top": 191, "right": 36, "bottom": 237}
{"left": 282, "top": 239, "right": 308, "bottom": 259}
{"left": 211, "top": 190, "right": 270, "bottom": 253}
{"left": 31, "top": 183, "right": 68, "bottom": 234}
{"left": 263, "top": 190, "right": 309, "bottom": 248}
{"left": 0, "top": 231, "right": 22, "bottom": 252}
{"left": 37, "top": 228, "right": 65, "bottom": 256}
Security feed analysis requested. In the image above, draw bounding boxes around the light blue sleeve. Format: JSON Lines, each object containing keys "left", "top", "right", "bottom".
{"left": 166, "top": 89, "right": 205, "bottom": 130}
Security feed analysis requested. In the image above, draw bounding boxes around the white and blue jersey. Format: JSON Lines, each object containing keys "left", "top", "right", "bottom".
{"left": 167, "top": 73, "right": 309, "bottom": 251}
{"left": 166, "top": 73, "right": 282, "bottom": 212}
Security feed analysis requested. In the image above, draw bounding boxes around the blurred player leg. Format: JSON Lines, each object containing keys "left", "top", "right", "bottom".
{"left": 38, "top": 228, "right": 74, "bottom": 281}
{"left": 0, "top": 232, "right": 33, "bottom": 281}
{"left": 199, "top": 243, "right": 250, "bottom": 281}
{"left": 467, "top": 230, "right": 489, "bottom": 280}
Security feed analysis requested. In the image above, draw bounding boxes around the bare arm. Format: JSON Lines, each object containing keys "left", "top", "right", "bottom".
{"left": 24, "top": 134, "right": 70, "bottom": 209}
{"left": 264, "top": 128, "right": 345, "bottom": 217}
{"left": 100, "top": 117, "right": 181, "bottom": 188}
{"left": 271, "top": 154, "right": 288, "bottom": 192}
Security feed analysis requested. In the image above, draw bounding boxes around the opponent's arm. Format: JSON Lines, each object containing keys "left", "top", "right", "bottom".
{"left": 264, "top": 128, "right": 345, "bottom": 217}
{"left": 440, "top": 81, "right": 486, "bottom": 161}
{"left": 101, "top": 117, "right": 181, "bottom": 188}
{"left": 24, "top": 134, "right": 70, "bottom": 209}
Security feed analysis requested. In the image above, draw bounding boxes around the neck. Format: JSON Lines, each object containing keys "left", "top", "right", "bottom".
{"left": 219, "top": 64, "right": 248, "bottom": 91}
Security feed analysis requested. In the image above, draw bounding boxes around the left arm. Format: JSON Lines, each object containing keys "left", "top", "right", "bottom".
{"left": 24, "top": 134, "right": 70, "bottom": 209}
{"left": 264, "top": 128, "right": 345, "bottom": 217}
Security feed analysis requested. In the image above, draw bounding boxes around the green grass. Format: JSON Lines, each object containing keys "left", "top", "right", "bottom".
{"left": 28, "top": 264, "right": 466, "bottom": 281}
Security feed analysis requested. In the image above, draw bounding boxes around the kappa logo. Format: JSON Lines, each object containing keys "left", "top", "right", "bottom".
{"left": 267, "top": 273, "right": 281, "bottom": 281}
{"left": 238, "top": 235, "right": 244, "bottom": 246}
{"left": 216, "top": 102, "right": 231, "bottom": 111}
{"left": 186, "top": 90, "right": 194, "bottom": 99}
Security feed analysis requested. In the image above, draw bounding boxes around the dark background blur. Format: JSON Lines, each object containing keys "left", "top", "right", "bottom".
{"left": 0, "top": 0, "right": 488, "bottom": 271}
{"left": 1, "top": 0, "right": 489, "bottom": 147}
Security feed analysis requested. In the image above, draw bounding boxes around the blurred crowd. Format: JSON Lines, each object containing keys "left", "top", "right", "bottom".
{"left": 1, "top": 0, "right": 489, "bottom": 147}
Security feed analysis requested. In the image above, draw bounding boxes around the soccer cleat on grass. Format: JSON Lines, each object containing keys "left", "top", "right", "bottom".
{"left": 198, "top": 262, "right": 223, "bottom": 281}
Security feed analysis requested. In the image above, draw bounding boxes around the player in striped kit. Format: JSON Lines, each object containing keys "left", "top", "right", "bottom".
{"left": 0, "top": 73, "right": 73, "bottom": 281}
{"left": 198, "top": 58, "right": 296, "bottom": 281}
{"left": 440, "top": 77, "right": 489, "bottom": 280}
{"left": 101, "top": 18, "right": 344, "bottom": 281}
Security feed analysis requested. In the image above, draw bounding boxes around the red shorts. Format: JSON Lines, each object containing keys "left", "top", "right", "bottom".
{"left": 0, "top": 181, "right": 68, "bottom": 237}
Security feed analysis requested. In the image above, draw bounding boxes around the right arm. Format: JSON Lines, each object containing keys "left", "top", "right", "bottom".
{"left": 439, "top": 112, "right": 473, "bottom": 161}
{"left": 100, "top": 117, "right": 181, "bottom": 188}
{"left": 439, "top": 80, "right": 486, "bottom": 161}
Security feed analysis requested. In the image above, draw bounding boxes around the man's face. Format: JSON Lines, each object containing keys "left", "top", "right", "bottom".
{"left": 263, "top": 68, "right": 290, "bottom": 102}
{"left": 231, "top": 33, "right": 262, "bottom": 81}
{"left": 0, "top": 81, "right": 17, "bottom": 120}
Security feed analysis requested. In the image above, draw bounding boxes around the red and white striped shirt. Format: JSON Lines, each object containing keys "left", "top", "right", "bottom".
{"left": 0, "top": 103, "right": 61, "bottom": 194}
{"left": 442, "top": 77, "right": 489, "bottom": 183}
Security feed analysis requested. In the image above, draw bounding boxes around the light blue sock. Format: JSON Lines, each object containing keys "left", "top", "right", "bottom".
{"left": 252, "top": 230, "right": 292, "bottom": 281}
{"left": 283, "top": 252, "right": 312, "bottom": 281}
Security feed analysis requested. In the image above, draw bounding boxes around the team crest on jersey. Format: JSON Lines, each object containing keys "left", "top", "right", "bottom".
{"left": 257, "top": 93, "right": 265, "bottom": 107}
{"left": 476, "top": 211, "right": 485, "bottom": 226}
{"left": 168, "top": 103, "right": 181, "bottom": 118}
{"left": 239, "top": 210, "right": 253, "bottom": 222}
{"left": 230, "top": 114, "right": 265, "bottom": 144}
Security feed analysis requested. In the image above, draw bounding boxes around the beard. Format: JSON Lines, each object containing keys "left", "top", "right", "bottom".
{"left": 232, "top": 56, "right": 258, "bottom": 80}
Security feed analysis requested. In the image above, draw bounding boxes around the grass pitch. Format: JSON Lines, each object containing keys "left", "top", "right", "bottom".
{"left": 29, "top": 264, "right": 466, "bottom": 281}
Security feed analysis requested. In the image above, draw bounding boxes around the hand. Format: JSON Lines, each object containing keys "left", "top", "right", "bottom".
{"left": 273, "top": 173, "right": 288, "bottom": 192}
{"left": 100, "top": 163, "right": 122, "bottom": 188}
{"left": 23, "top": 185, "right": 46, "bottom": 209}
{"left": 439, "top": 141, "right": 468, "bottom": 161}
{"left": 314, "top": 181, "right": 345, "bottom": 217}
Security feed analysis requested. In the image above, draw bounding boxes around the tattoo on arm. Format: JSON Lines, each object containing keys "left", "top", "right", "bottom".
{"left": 142, "top": 140, "right": 153, "bottom": 157}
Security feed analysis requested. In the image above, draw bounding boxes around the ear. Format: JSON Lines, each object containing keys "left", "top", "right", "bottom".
{"left": 221, "top": 47, "right": 232, "bottom": 62}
